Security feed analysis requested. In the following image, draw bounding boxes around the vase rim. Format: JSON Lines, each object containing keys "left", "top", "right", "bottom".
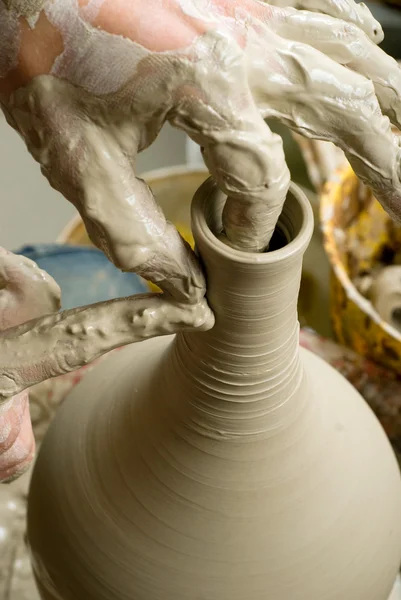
{"left": 191, "top": 179, "right": 314, "bottom": 265}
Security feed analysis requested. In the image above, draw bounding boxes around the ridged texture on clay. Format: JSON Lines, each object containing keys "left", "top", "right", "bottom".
{"left": 27, "top": 182, "right": 401, "bottom": 600}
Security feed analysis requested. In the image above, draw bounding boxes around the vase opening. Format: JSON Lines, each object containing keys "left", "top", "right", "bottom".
{"left": 191, "top": 179, "right": 314, "bottom": 270}
{"left": 188, "top": 179, "right": 314, "bottom": 339}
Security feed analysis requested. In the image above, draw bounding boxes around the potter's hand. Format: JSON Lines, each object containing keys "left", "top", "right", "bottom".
{"left": 267, "top": 0, "right": 383, "bottom": 40}
{"left": 0, "top": 291, "right": 213, "bottom": 404}
{"left": 0, "top": 246, "right": 214, "bottom": 440}
{"left": 0, "top": 247, "right": 60, "bottom": 482}
{"left": 0, "top": 0, "right": 400, "bottom": 294}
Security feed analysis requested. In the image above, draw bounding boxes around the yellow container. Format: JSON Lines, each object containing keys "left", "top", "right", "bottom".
{"left": 321, "top": 164, "right": 401, "bottom": 372}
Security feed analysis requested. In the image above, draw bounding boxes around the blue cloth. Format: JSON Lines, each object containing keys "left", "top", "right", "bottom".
{"left": 14, "top": 244, "right": 149, "bottom": 310}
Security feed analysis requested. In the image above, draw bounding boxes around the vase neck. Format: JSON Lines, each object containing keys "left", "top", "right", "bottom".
{"left": 179, "top": 248, "right": 302, "bottom": 376}
{"left": 167, "top": 181, "right": 313, "bottom": 437}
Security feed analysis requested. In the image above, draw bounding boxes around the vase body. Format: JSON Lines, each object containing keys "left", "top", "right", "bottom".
{"left": 28, "top": 181, "right": 401, "bottom": 600}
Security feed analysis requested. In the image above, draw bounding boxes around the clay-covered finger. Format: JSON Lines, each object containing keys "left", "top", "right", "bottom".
{"left": 265, "top": 0, "right": 383, "bottom": 42}
{"left": 266, "top": 6, "right": 401, "bottom": 131}
{"left": 6, "top": 77, "right": 205, "bottom": 305}
{"left": 169, "top": 31, "right": 290, "bottom": 252}
{"left": 0, "top": 248, "right": 59, "bottom": 480}
{"left": 0, "top": 293, "right": 214, "bottom": 402}
{"left": 247, "top": 31, "right": 401, "bottom": 223}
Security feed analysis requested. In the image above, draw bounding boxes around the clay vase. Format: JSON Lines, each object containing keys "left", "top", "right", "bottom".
{"left": 27, "top": 180, "right": 401, "bottom": 600}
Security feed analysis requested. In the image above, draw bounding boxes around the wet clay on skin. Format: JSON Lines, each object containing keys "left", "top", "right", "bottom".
{"left": 2, "top": 0, "right": 45, "bottom": 19}
{"left": 1, "top": 0, "right": 399, "bottom": 272}
{"left": 0, "top": 246, "right": 212, "bottom": 481}
{"left": 2, "top": 2, "right": 401, "bottom": 393}
{"left": 0, "top": 292, "right": 213, "bottom": 402}
{"left": 0, "top": 248, "right": 60, "bottom": 480}
{"left": 1, "top": 2, "right": 401, "bottom": 593}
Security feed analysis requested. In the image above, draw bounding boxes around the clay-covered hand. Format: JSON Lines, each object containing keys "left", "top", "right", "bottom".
{"left": 0, "top": 245, "right": 214, "bottom": 436}
{"left": 0, "top": 247, "right": 60, "bottom": 482}
{"left": 0, "top": 0, "right": 400, "bottom": 300}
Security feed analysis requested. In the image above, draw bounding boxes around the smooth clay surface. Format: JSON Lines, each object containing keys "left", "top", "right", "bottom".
{"left": 27, "top": 182, "right": 401, "bottom": 600}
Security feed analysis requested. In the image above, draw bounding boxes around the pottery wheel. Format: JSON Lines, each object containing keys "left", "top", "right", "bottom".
{"left": 1, "top": 376, "right": 401, "bottom": 600}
